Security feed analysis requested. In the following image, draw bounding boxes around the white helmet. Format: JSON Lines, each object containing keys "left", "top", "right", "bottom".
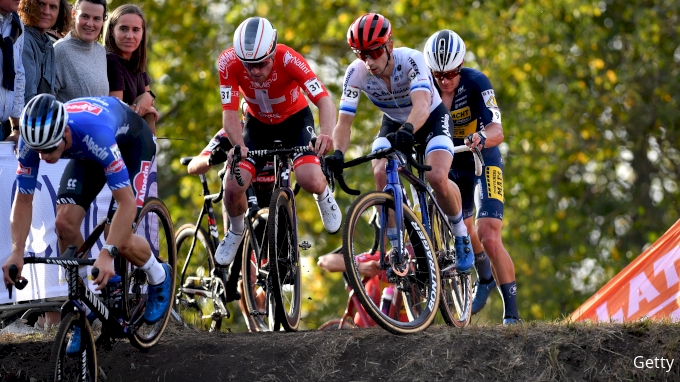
{"left": 20, "top": 94, "right": 68, "bottom": 150}
{"left": 423, "top": 30, "right": 466, "bottom": 72}
{"left": 233, "top": 17, "right": 277, "bottom": 63}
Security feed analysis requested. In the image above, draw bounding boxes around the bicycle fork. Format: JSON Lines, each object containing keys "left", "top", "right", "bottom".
{"left": 380, "top": 158, "right": 409, "bottom": 278}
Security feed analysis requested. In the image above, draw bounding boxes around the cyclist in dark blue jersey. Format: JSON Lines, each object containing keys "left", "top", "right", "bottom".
{"left": 424, "top": 30, "right": 521, "bottom": 325}
{"left": 2, "top": 94, "right": 171, "bottom": 326}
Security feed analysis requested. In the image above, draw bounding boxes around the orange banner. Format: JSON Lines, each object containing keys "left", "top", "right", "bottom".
{"left": 569, "top": 219, "right": 680, "bottom": 322}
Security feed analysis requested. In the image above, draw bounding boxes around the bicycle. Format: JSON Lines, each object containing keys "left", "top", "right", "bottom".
{"left": 7, "top": 196, "right": 176, "bottom": 382}
{"left": 174, "top": 157, "right": 271, "bottom": 332}
{"left": 231, "top": 140, "right": 314, "bottom": 332}
{"left": 334, "top": 141, "right": 482, "bottom": 334}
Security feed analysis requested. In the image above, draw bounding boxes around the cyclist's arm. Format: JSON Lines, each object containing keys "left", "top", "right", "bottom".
{"left": 92, "top": 186, "right": 138, "bottom": 289}
{"left": 314, "top": 95, "right": 337, "bottom": 154}
{"left": 404, "top": 90, "right": 431, "bottom": 133}
{"left": 481, "top": 122, "right": 504, "bottom": 148}
{"left": 2, "top": 193, "right": 34, "bottom": 285}
{"left": 222, "top": 110, "right": 244, "bottom": 147}
{"left": 187, "top": 154, "right": 211, "bottom": 175}
{"left": 332, "top": 113, "right": 354, "bottom": 154}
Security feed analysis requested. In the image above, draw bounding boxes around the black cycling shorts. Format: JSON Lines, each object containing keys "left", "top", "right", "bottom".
{"left": 449, "top": 146, "right": 505, "bottom": 221}
{"left": 56, "top": 108, "right": 156, "bottom": 222}
{"left": 375, "top": 102, "right": 454, "bottom": 156}
{"left": 242, "top": 106, "right": 316, "bottom": 170}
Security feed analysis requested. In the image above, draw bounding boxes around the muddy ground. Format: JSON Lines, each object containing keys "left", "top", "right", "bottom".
{"left": 1, "top": 321, "right": 679, "bottom": 381}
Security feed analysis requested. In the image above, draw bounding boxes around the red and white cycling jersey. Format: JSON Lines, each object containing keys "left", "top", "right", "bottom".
{"left": 218, "top": 44, "right": 329, "bottom": 124}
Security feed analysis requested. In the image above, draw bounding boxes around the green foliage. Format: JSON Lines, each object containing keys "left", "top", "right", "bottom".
{"left": 124, "top": 0, "right": 680, "bottom": 328}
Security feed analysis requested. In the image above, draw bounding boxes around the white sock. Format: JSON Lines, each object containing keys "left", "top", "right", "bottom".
{"left": 140, "top": 255, "right": 166, "bottom": 285}
{"left": 314, "top": 186, "right": 330, "bottom": 201}
{"left": 228, "top": 213, "right": 245, "bottom": 234}
{"left": 448, "top": 212, "right": 468, "bottom": 237}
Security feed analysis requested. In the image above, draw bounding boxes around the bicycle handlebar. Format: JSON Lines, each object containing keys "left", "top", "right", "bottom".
{"left": 231, "top": 139, "right": 317, "bottom": 188}
{"left": 7, "top": 253, "right": 99, "bottom": 298}
{"left": 452, "top": 145, "right": 484, "bottom": 176}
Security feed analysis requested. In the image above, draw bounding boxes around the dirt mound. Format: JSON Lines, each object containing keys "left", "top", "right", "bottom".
{"left": 1, "top": 321, "right": 679, "bottom": 381}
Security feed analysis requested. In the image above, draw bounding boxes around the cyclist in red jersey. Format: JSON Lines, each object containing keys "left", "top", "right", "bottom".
{"left": 214, "top": 17, "right": 340, "bottom": 266}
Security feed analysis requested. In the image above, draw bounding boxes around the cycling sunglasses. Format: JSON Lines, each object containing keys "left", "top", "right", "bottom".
{"left": 36, "top": 138, "right": 64, "bottom": 154}
{"left": 38, "top": 145, "right": 59, "bottom": 154}
{"left": 353, "top": 45, "right": 386, "bottom": 61}
{"left": 242, "top": 54, "right": 274, "bottom": 71}
{"left": 432, "top": 69, "right": 461, "bottom": 81}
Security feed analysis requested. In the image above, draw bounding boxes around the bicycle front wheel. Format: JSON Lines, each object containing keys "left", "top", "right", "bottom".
{"left": 342, "top": 191, "right": 440, "bottom": 335}
{"left": 241, "top": 208, "right": 277, "bottom": 332}
{"left": 126, "top": 197, "right": 177, "bottom": 349}
{"left": 268, "top": 188, "right": 301, "bottom": 332}
{"left": 50, "top": 312, "right": 97, "bottom": 382}
{"left": 174, "top": 223, "right": 224, "bottom": 332}
{"left": 429, "top": 200, "right": 472, "bottom": 327}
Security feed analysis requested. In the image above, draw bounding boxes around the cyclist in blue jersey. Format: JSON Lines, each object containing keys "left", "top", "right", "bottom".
{"left": 423, "top": 30, "right": 521, "bottom": 325}
{"left": 2, "top": 94, "right": 172, "bottom": 328}
{"left": 328, "top": 13, "right": 474, "bottom": 272}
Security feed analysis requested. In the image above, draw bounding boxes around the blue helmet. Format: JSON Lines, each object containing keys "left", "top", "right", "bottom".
{"left": 20, "top": 94, "right": 68, "bottom": 150}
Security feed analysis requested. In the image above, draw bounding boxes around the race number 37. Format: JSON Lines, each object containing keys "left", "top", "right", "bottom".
{"left": 304, "top": 78, "right": 324, "bottom": 97}
{"left": 220, "top": 85, "right": 232, "bottom": 105}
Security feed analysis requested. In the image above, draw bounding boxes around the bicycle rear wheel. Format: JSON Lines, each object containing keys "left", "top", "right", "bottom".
{"left": 50, "top": 311, "right": 97, "bottom": 382}
{"left": 174, "top": 223, "right": 224, "bottom": 332}
{"left": 125, "top": 197, "right": 176, "bottom": 349}
{"left": 268, "top": 188, "right": 301, "bottom": 332}
{"left": 428, "top": 200, "right": 472, "bottom": 327}
{"left": 342, "top": 191, "right": 440, "bottom": 335}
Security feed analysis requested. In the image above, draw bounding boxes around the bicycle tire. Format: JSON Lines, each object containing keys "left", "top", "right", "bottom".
{"left": 174, "top": 223, "right": 224, "bottom": 332}
{"left": 318, "top": 318, "right": 357, "bottom": 330}
{"left": 241, "top": 208, "right": 276, "bottom": 332}
{"left": 50, "top": 312, "right": 97, "bottom": 382}
{"left": 342, "top": 191, "right": 440, "bottom": 335}
{"left": 267, "top": 188, "right": 301, "bottom": 332}
{"left": 428, "top": 200, "right": 472, "bottom": 327}
{"left": 125, "top": 197, "right": 177, "bottom": 349}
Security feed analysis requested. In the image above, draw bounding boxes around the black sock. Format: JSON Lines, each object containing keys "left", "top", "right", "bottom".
{"left": 474, "top": 251, "right": 494, "bottom": 283}
{"left": 499, "top": 281, "right": 520, "bottom": 319}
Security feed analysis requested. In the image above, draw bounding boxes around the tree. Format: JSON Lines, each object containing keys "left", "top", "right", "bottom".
{"left": 122, "top": 0, "right": 680, "bottom": 326}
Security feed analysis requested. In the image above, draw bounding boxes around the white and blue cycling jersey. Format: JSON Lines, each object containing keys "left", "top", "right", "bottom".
{"left": 16, "top": 97, "right": 134, "bottom": 194}
{"left": 339, "top": 47, "right": 442, "bottom": 123}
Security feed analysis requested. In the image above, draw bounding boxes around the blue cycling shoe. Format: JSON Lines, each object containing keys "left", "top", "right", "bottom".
{"left": 471, "top": 279, "right": 497, "bottom": 315}
{"left": 65, "top": 325, "right": 81, "bottom": 356}
{"left": 503, "top": 317, "right": 523, "bottom": 325}
{"left": 454, "top": 235, "right": 474, "bottom": 272}
{"left": 144, "top": 262, "right": 172, "bottom": 324}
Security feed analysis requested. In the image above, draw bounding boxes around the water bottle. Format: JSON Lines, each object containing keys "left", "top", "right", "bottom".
{"left": 380, "top": 285, "right": 394, "bottom": 316}
{"left": 104, "top": 274, "right": 123, "bottom": 319}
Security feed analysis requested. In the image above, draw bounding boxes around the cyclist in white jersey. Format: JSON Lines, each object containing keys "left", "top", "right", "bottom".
{"left": 327, "top": 13, "right": 474, "bottom": 272}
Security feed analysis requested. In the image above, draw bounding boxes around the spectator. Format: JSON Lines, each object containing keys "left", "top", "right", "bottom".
{"left": 0, "top": 0, "right": 25, "bottom": 144}
{"left": 104, "top": 4, "right": 157, "bottom": 134}
{"left": 53, "top": 0, "right": 107, "bottom": 102}
{"left": 18, "top": 0, "right": 72, "bottom": 103}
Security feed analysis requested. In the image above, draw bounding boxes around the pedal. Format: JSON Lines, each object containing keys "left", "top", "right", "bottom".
{"left": 299, "top": 241, "right": 312, "bottom": 250}
{"left": 249, "top": 310, "right": 266, "bottom": 317}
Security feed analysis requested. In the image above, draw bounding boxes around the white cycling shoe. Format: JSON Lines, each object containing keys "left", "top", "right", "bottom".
{"left": 315, "top": 192, "right": 342, "bottom": 234}
{"left": 215, "top": 228, "right": 245, "bottom": 266}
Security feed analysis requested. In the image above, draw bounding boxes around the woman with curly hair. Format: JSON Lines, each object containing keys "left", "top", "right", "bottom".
{"left": 18, "top": 0, "right": 72, "bottom": 102}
